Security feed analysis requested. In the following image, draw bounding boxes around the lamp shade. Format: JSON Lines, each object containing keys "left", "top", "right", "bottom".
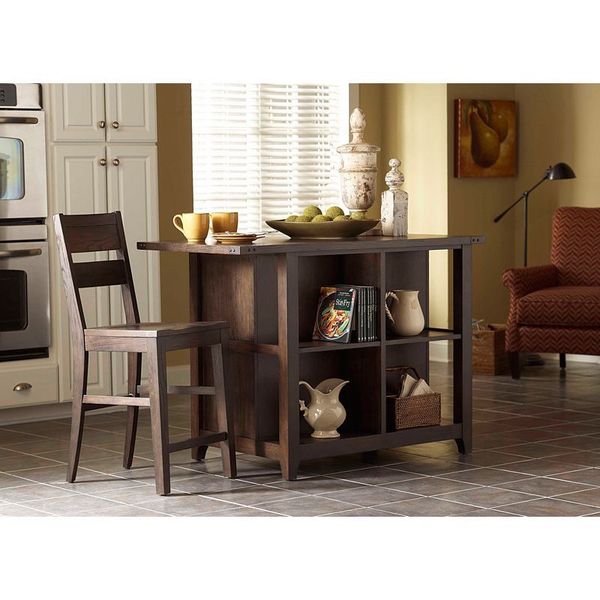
{"left": 547, "top": 162, "right": 576, "bottom": 180}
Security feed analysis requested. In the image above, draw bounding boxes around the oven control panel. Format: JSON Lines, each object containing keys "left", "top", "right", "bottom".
{"left": 0, "top": 84, "right": 18, "bottom": 107}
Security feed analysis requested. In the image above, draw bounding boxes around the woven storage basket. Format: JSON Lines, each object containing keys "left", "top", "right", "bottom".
{"left": 385, "top": 366, "right": 441, "bottom": 430}
{"left": 472, "top": 323, "right": 509, "bottom": 376}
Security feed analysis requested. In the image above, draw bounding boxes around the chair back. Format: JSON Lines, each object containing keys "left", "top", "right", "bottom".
{"left": 551, "top": 206, "right": 600, "bottom": 286}
{"left": 53, "top": 212, "right": 141, "bottom": 346}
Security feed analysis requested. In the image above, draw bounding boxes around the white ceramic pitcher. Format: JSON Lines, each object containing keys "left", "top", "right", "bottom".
{"left": 385, "top": 290, "right": 425, "bottom": 336}
{"left": 299, "top": 378, "right": 348, "bottom": 438}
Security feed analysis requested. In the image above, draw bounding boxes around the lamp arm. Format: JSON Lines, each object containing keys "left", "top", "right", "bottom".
{"left": 494, "top": 192, "right": 526, "bottom": 223}
{"left": 493, "top": 174, "right": 548, "bottom": 223}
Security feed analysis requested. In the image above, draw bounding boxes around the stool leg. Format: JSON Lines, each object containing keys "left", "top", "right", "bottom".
{"left": 123, "top": 352, "right": 142, "bottom": 469}
{"left": 211, "top": 330, "right": 237, "bottom": 478}
{"left": 67, "top": 350, "right": 88, "bottom": 483}
{"left": 147, "top": 340, "right": 170, "bottom": 495}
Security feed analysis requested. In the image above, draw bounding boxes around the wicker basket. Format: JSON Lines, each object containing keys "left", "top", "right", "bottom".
{"left": 385, "top": 366, "right": 441, "bottom": 430}
{"left": 472, "top": 323, "right": 509, "bottom": 376}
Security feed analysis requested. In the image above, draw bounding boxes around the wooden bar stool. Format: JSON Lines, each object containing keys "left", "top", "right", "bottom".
{"left": 53, "top": 211, "right": 236, "bottom": 495}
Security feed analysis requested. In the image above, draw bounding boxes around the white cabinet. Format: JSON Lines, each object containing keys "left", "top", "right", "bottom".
{"left": 106, "top": 84, "right": 157, "bottom": 143}
{"left": 49, "top": 84, "right": 156, "bottom": 144}
{"left": 107, "top": 145, "right": 160, "bottom": 394}
{"left": 47, "top": 83, "right": 160, "bottom": 403}
{"left": 49, "top": 84, "right": 106, "bottom": 142}
{"left": 51, "top": 144, "right": 113, "bottom": 399}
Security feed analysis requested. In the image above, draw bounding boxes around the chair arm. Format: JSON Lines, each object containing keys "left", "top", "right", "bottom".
{"left": 502, "top": 264, "right": 559, "bottom": 299}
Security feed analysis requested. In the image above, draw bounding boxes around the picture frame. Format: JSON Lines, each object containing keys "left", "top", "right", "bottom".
{"left": 454, "top": 99, "right": 517, "bottom": 178}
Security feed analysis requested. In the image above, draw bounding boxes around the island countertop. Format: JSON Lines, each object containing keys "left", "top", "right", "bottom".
{"left": 137, "top": 233, "right": 484, "bottom": 255}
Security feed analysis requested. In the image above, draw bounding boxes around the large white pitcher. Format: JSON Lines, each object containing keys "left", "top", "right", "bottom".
{"left": 385, "top": 290, "right": 425, "bottom": 336}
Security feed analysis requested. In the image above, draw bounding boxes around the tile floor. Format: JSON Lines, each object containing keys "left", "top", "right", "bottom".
{"left": 2, "top": 359, "right": 600, "bottom": 517}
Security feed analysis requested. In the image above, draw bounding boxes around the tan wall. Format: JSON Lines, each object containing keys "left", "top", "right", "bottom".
{"left": 446, "top": 84, "right": 517, "bottom": 324}
{"left": 514, "top": 84, "right": 600, "bottom": 266}
{"left": 156, "top": 84, "right": 193, "bottom": 366}
{"left": 360, "top": 84, "right": 450, "bottom": 328}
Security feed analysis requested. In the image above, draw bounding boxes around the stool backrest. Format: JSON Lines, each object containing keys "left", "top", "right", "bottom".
{"left": 53, "top": 212, "right": 141, "bottom": 346}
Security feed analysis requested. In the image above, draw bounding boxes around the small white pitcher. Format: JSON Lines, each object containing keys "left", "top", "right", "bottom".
{"left": 299, "top": 378, "right": 348, "bottom": 438}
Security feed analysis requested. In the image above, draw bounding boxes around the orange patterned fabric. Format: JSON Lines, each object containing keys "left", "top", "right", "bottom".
{"left": 517, "top": 286, "right": 600, "bottom": 327}
{"left": 552, "top": 206, "right": 600, "bottom": 286}
{"left": 502, "top": 264, "right": 559, "bottom": 351}
{"left": 517, "top": 327, "right": 600, "bottom": 355}
{"left": 503, "top": 207, "right": 600, "bottom": 355}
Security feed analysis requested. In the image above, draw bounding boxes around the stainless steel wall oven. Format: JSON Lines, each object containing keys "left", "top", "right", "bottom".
{"left": 0, "top": 84, "right": 50, "bottom": 361}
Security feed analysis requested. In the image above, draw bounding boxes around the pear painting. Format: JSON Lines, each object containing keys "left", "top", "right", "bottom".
{"left": 455, "top": 99, "right": 517, "bottom": 177}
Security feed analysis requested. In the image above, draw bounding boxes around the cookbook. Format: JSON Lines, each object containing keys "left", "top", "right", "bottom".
{"left": 312, "top": 286, "right": 356, "bottom": 344}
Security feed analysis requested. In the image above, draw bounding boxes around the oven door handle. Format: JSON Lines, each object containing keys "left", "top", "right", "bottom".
{"left": 0, "top": 248, "right": 43, "bottom": 259}
{"left": 0, "top": 116, "right": 39, "bottom": 125}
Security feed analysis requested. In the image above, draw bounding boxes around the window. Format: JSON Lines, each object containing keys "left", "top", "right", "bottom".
{"left": 191, "top": 84, "right": 349, "bottom": 232}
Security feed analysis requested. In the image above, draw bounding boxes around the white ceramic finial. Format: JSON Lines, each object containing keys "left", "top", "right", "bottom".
{"left": 349, "top": 108, "right": 366, "bottom": 143}
{"left": 385, "top": 158, "right": 405, "bottom": 192}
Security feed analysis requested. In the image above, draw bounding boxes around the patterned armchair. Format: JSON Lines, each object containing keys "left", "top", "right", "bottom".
{"left": 503, "top": 207, "right": 600, "bottom": 379}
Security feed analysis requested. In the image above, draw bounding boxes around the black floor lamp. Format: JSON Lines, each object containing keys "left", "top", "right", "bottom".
{"left": 494, "top": 162, "right": 576, "bottom": 266}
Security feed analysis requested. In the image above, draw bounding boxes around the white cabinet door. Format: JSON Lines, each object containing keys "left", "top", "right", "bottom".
{"left": 49, "top": 84, "right": 107, "bottom": 142}
{"left": 105, "top": 84, "right": 157, "bottom": 143}
{"left": 106, "top": 144, "right": 160, "bottom": 394}
{"left": 51, "top": 144, "right": 112, "bottom": 400}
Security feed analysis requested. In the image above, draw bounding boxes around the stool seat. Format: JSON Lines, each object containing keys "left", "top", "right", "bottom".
{"left": 85, "top": 321, "right": 228, "bottom": 338}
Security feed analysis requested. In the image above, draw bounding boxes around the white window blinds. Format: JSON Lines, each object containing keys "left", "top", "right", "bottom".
{"left": 191, "top": 83, "right": 349, "bottom": 232}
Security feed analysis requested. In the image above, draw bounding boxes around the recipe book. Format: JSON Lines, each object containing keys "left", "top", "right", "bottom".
{"left": 312, "top": 286, "right": 356, "bottom": 344}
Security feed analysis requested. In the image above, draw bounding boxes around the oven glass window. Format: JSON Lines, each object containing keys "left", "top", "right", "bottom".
{"left": 0, "top": 138, "right": 25, "bottom": 201}
{"left": 0, "top": 270, "right": 28, "bottom": 331}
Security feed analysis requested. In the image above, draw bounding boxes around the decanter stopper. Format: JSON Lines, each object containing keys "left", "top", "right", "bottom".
{"left": 385, "top": 158, "right": 405, "bottom": 192}
{"left": 349, "top": 108, "right": 367, "bottom": 143}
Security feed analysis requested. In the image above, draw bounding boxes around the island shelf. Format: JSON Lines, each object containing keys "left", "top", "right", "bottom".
{"left": 139, "top": 234, "right": 481, "bottom": 480}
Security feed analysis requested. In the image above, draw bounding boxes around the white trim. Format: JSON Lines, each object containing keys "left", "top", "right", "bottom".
{"left": 430, "top": 340, "right": 452, "bottom": 363}
{"left": 540, "top": 353, "right": 600, "bottom": 365}
{"left": 0, "top": 365, "right": 191, "bottom": 426}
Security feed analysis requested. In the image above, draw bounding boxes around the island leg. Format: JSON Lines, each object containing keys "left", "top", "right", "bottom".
{"left": 277, "top": 254, "right": 300, "bottom": 480}
{"left": 189, "top": 254, "right": 208, "bottom": 461}
{"left": 453, "top": 244, "right": 473, "bottom": 454}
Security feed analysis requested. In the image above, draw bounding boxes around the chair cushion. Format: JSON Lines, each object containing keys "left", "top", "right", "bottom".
{"left": 517, "top": 286, "right": 600, "bottom": 328}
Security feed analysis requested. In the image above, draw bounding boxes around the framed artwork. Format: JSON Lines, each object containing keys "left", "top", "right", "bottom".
{"left": 454, "top": 99, "right": 517, "bottom": 178}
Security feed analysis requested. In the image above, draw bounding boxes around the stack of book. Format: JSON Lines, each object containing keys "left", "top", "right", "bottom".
{"left": 312, "top": 285, "right": 379, "bottom": 344}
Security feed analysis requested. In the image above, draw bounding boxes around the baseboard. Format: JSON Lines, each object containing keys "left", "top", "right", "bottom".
{"left": 430, "top": 340, "right": 451, "bottom": 363}
{"left": 540, "top": 353, "right": 600, "bottom": 365}
{"left": 0, "top": 364, "right": 191, "bottom": 427}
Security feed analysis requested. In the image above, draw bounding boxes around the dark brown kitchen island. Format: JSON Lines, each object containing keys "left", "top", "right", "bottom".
{"left": 138, "top": 233, "right": 482, "bottom": 480}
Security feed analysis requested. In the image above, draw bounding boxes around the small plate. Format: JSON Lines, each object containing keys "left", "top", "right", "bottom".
{"left": 212, "top": 232, "right": 264, "bottom": 245}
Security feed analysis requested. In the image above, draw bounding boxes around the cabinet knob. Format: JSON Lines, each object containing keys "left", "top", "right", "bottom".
{"left": 98, "top": 120, "right": 106, "bottom": 129}
{"left": 99, "top": 158, "right": 107, "bottom": 166}
{"left": 112, "top": 121, "right": 120, "bottom": 129}
{"left": 112, "top": 158, "right": 120, "bottom": 167}
{"left": 13, "top": 382, "right": 32, "bottom": 392}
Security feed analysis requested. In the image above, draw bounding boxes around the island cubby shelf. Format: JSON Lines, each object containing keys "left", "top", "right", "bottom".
{"left": 139, "top": 233, "right": 481, "bottom": 480}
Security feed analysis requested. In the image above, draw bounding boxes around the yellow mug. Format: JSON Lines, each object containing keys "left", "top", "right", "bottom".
{"left": 172, "top": 212, "right": 210, "bottom": 243}
{"left": 211, "top": 212, "right": 239, "bottom": 234}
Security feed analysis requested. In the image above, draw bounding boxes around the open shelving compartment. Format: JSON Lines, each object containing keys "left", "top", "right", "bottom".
{"left": 293, "top": 247, "right": 464, "bottom": 460}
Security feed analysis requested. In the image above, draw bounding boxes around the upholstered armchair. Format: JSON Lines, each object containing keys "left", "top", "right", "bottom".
{"left": 503, "top": 206, "right": 600, "bottom": 379}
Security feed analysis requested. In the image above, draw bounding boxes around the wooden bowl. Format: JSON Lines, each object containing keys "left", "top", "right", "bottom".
{"left": 266, "top": 219, "right": 379, "bottom": 239}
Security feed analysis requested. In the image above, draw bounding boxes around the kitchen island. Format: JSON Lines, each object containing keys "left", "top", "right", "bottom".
{"left": 139, "top": 233, "right": 482, "bottom": 480}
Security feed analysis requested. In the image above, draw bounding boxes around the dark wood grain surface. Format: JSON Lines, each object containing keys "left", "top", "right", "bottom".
{"left": 138, "top": 233, "right": 484, "bottom": 255}
{"left": 139, "top": 232, "right": 481, "bottom": 480}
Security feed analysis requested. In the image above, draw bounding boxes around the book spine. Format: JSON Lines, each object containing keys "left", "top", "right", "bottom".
{"left": 374, "top": 287, "right": 379, "bottom": 340}
{"left": 360, "top": 287, "right": 365, "bottom": 342}
{"left": 369, "top": 286, "right": 374, "bottom": 341}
